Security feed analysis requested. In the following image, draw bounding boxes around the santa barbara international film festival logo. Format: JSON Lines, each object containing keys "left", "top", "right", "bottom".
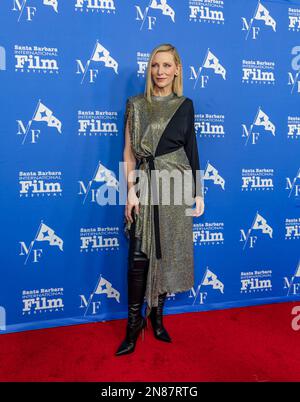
{"left": 14, "top": 45, "right": 59, "bottom": 74}
{"left": 78, "top": 109, "right": 118, "bottom": 137}
{"left": 193, "top": 221, "right": 224, "bottom": 246}
{"left": 188, "top": 266, "right": 224, "bottom": 305}
{"left": 76, "top": 41, "right": 118, "bottom": 84}
{"left": 242, "top": 107, "right": 275, "bottom": 145}
{"left": 284, "top": 259, "right": 300, "bottom": 296}
{"left": 285, "top": 218, "right": 300, "bottom": 241}
{"left": 12, "top": 0, "right": 58, "bottom": 22}
{"left": 242, "top": 0, "right": 276, "bottom": 40}
{"left": 286, "top": 167, "right": 300, "bottom": 198}
{"left": 240, "top": 211, "right": 273, "bottom": 249}
{"left": 18, "top": 170, "right": 63, "bottom": 198}
{"left": 240, "top": 270, "right": 272, "bottom": 294}
{"left": 137, "top": 51, "right": 150, "bottom": 77}
{"left": 287, "top": 116, "right": 300, "bottom": 139}
{"left": 22, "top": 287, "right": 64, "bottom": 315}
{"left": 241, "top": 168, "right": 274, "bottom": 192}
{"left": 80, "top": 226, "right": 119, "bottom": 253}
{"left": 79, "top": 274, "right": 120, "bottom": 316}
{"left": 188, "top": 0, "right": 224, "bottom": 24}
{"left": 75, "top": 0, "right": 116, "bottom": 13}
{"left": 191, "top": 49, "right": 226, "bottom": 89}
{"left": 20, "top": 221, "right": 63, "bottom": 265}
{"left": 17, "top": 100, "right": 62, "bottom": 144}
{"left": 195, "top": 112, "right": 225, "bottom": 139}
{"left": 288, "top": 7, "right": 300, "bottom": 32}
{"left": 242, "top": 59, "right": 275, "bottom": 85}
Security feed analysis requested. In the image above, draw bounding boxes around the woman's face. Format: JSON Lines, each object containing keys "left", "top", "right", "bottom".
{"left": 151, "top": 51, "right": 179, "bottom": 92}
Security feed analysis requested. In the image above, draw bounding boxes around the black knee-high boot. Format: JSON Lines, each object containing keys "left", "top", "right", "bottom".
{"left": 115, "top": 214, "right": 149, "bottom": 356}
{"left": 149, "top": 292, "right": 172, "bottom": 342}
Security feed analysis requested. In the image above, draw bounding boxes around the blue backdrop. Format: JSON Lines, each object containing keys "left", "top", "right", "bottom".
{"left": 0, "top": 0, "right": 300, "bottom": 334}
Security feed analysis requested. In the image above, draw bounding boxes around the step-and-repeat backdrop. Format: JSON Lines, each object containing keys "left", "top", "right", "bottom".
{"left": 0, "top": 0, "right": 300, "bottom": 334}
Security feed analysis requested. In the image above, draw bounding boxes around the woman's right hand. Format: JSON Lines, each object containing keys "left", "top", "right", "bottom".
{"left": 125, "top": 192, "right": 140, "bottom": 223}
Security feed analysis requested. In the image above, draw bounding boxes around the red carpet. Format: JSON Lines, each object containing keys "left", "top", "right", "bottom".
{"left": 0, "top": 301, "right": 300, "bottom": 382}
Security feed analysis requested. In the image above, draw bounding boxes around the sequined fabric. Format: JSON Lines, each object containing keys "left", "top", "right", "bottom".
{"left": 124, "top": 92, "right": 196, "bottom": 317}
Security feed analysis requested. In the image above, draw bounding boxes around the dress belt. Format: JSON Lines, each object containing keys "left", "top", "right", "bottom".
{"left": 139, "top": 154, "right": 162, "bottom": 260}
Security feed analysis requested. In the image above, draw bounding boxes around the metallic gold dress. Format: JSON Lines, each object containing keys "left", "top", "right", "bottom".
{"left": 124, "top": 91, "right": 203, "bottom": 317}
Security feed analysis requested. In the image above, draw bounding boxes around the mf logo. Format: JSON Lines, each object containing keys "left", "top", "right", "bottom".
{"left": 241, "top": 211, "right": 273, "bottom": 249}
{"left": 79, "top": 275, "right": 120, "bottom": 316}
{"left": 17, "top": 100, "right": 62, "bottom": 144}
{"left": 289, "top": 46, "right": 300, "bottom": 94}
{"left": 242, "top": 0, "right": 276, "bottom": 40}
{"left": 190, "top": 48, "right": 226, "bottom": 89}
{"left": 242, "top": 107, "right": 275, "bottom": 145}
{"left": 136, "top": 0, "right": 175, "bottom": 31}
{"left": 79, "top": 161, "right": 119, "bottom": 204}
{"left": 284, "top": 260, "right": 300, "bottom": 296}
{"left": 12, "top": 0, "right": 58, "bottom": 22}
{"left": 20, "top": 221, "right": 63, "bottom": 264}
{"left": 0, "top": 307, "right": 6, "bottom": 331}
{"left": 286, "top": 168, "right": 300, "bottom": 198}
{"left": 0, "top": 46, "right": 6, "bottom": 71}
{"left": 76, "top": 41, "right": 118, "bottom": 84}
{"left": 189, "top": 267, "right": 224, "bottom": 304}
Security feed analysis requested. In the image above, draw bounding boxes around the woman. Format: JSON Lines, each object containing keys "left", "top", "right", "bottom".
{"left": 115, "top": 43, "right": 205, "bottom": 356}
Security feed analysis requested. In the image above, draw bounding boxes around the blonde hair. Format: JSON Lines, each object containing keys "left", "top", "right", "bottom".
{"left": 144, "top": 43, "right": 183, "bottom": 103}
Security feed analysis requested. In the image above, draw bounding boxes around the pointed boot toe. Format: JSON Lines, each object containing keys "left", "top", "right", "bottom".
{"left": 115, "top": 315, "right": 146, "bottom": 356}
{"left": 154, "top": 327, "right": 172, "bottom": 343}
{"left": 115, "top": 339, "right": 136, "bottom": 356}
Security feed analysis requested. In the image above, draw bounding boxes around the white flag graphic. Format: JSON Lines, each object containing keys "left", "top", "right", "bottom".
{"left": 202, "top": 269, "right": 224, "bottom": 293}
{"left": 94, "top": 163, "right": 119, "bottom": 190}
{"left": 254, "top": 2, "right": 276, "bottom": 31}
{"left": 149, "top": 0, "right": 175, "bottom": 22}
{"left": 36, "top": 223, "right": 63, "bottom": 251}
{"left": 252, "top": 213, "right": 273, "bottom": 238}
{"left": 33, "top": 102, "right": 52, "bottom": 122}
{"left": 204, "top": 162, "right": 218, "bottom": 179}
{"left": 254, "top": 109, "right": 275, "bottom": 135}
{"left": 43, "top": 0, "right": 58, "bottom": 12}
{"left": 95, "top": 277, "right": 120, "bottom": 302}
{"left": 48, "top": 115, "right": 62, "bottom": 133}
{"left": 203, "top": 50, "right": 226, "bottom": 79}
{"left": 33, "top": 102, "right": 62, "bottom": 133}
{"left": 204, "top": 162, "right": 225, "bottom": 190}
{"left": 90, "top": 42, "right": 118, "bottom": 74}
{"left": 294, "top": 261, "right": 300, "bottom": 278}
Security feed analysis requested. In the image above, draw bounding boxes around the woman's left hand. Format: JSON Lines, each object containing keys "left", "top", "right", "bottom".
{"left": 193, "top": 196, "right": 205, "bottom": 217}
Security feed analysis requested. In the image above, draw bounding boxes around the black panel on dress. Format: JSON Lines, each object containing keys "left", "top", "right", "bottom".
{"left": 155, "top": 97, "right": 202, "bottom": 197}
